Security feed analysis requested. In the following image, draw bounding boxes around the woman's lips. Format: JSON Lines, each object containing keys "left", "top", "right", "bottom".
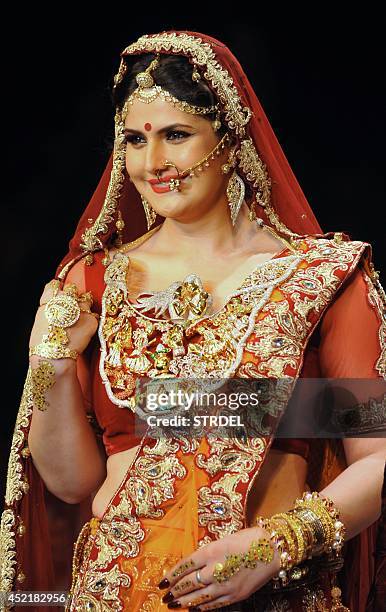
{"left": 147, "top": 175, "right": 184, "bottom": 194}
{"left": 149, "top": 183, "right": 174, "bottom": 194}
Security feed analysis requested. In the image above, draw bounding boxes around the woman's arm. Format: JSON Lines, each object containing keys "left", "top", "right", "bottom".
{"left": 28, "top": 357, "right": 107, "bottom": 504}
{"left": 317, "top": 262, "right": 386, "bottom": 537}
{"left": 28, "top": 259, "right": 107, "bottom": 504}
{"left": 321, "top": 437, "right": 385, "bottom": 539}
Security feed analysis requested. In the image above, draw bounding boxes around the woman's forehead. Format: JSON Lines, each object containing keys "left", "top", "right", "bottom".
{"left": 123, "top": 98, "right": 204, "bottom": 131}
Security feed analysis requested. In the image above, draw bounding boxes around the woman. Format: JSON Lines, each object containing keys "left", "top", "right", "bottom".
{"left": 1, "top": 30, "right": 385, "bottom": 612}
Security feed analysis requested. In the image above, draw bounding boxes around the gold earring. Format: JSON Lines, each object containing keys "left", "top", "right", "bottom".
{"left": 227, "top": 171, "right": 245, "bottom": 226}
{"left": 221, "top": 145, "right": 238, "bottom": 175}
{"left": 141, "top": 195, "right": 157, "bottom": 230}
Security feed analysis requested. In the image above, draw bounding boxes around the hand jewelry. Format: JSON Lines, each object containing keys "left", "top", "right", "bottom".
{"left": 31, "top": 359, "right": 56, "bottom": 411}
{"left": 31, "top": 285, "right": 96, "bottom": 361}
{"left": 212, "top": 538, "right": 275, "bottom": 583}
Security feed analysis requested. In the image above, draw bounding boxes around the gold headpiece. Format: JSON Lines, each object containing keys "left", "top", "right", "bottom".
{"left": 120, "top": 53, "right": 221, "bottom": 130}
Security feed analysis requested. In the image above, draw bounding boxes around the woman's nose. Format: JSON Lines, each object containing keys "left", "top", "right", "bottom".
{"left": 144, "top": 140, "right": 166, "bottom": 177}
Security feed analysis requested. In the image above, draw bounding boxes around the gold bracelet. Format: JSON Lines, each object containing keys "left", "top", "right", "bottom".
{"left": 256, "top": 516, "right": 295, "bottom": 585}
{"left": 290, "top": 508, "right": 325, "bottom": 556}
{"left": 272, "top": 513, "right": 306, "bottom": 565}
{"left": 29, "top": 344, "right": 78, "bottom": 360}
{"left": 293, "top": 492, "right": 345, "bottom": 555}
{"left": 31, "top": 359, "right": 56, "bottom": 411}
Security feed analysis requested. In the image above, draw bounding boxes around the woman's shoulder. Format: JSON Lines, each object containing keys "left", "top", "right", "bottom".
{"left": 291, "top": 230, "right": 371, "bottom": 252}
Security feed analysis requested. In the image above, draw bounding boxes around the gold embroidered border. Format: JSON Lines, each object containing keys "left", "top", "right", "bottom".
{"left": 361, "top": 266, "right": 386, "bottom": 379}
{"left": 0, "top": 368, "right": 33, "bottom": 592}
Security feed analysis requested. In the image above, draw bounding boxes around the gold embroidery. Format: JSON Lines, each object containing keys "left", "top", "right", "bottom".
{"left": 117, "top": 33, "right": 252, "bottom": 137}
{"left": 0, "top": 509, "right": 16, "bottom": 592}
{"left": 4, "top": 367, "right": 33, "bottom": 506}
{"left": 80, "top": 116, "right": 127, "bottom": 255}
{"left": 197, "top": 437, "right": 266, "bottom": 540}
{"left": 361, "top": 266, "right": 386, "bottom": 379}
{"left": 237, "top": 138, "right": 272, "bottom": 209}
{"left": 242, "top": 238, "right": 369, "bottom": 378}
{"left": 69, "top": 438, "right": 187, "bottom": 609}
{"left": 0, "top": 367, "right": 34, "bottom": 591}
{"left": 264, "top": 597, "right": 292, "bottom": 612}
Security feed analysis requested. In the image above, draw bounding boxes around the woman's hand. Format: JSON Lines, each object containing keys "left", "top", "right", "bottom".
{"left": 29, "top": 279, "right": 99, "bottom": 356}
{"left": 158, "top": 526, "right": 281, "bottom": 610}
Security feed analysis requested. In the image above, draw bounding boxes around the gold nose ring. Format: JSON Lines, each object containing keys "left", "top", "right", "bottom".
{"left": 156, "top": 161, "right": 182, "bottom": 191}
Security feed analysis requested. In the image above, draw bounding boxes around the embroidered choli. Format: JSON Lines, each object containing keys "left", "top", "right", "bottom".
{"left": 65, "top": 232, "right": 385, "bottom": 459}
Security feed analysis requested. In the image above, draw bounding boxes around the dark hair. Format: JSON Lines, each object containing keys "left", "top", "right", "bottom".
{"left": 111, "top": 53, "right": 228, "bottom": 139}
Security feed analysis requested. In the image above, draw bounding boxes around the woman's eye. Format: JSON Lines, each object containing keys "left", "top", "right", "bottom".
{"left": 124, "top": 134, "right": 145, "bottom": 145}
{"left": 166, "top": 130, "right": 190, "bottom": 141}
{"left": 124, "top": 131, "right": 190, "bottom": 146}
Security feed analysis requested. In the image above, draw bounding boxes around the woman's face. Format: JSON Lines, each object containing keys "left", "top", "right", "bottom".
{"left": 123, "top": 98, "right": 231, "bottom": 223}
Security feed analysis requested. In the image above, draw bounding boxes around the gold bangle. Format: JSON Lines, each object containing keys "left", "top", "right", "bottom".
{"left": 293, "top": 492, "right": 346, "bottom": 555}
{"left": 277, "top": 513, "right": 307, "bottom": 565}
{"left": 290, "top": 508, "right": 325, "bottom": 556}
{"left": 29, "top": 344, "right": 78, "bottom": 361}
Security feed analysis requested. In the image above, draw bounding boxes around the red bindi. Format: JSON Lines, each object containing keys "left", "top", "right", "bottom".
{"left": 144, "top": 123, "right": 152, "bottom": 132}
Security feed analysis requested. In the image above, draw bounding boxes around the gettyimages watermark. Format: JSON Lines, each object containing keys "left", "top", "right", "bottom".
{"left": 131, "top": 377, "right": 386, "bottom": 440}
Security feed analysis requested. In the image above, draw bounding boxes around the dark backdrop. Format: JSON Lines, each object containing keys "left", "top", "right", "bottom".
{"left": 2, "top": 12, "right": 385, "bottom": 502}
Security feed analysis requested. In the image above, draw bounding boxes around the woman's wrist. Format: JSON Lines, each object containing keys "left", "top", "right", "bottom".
{"left": 29, "top": 354, "right": 77, "bottom": 377}
{"left": 255, "top": 491, "right": 346, "bottom": 587}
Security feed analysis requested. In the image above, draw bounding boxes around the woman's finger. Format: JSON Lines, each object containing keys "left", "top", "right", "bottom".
{"left": 39, "top": 279, "right": 61, "bottom": 305}
{"left": 164, "top": 585, "right": 218, "bottom": 610}
{"left": 159, "top": 552, "right": 207, "bottom": 589}
{"left": 161, "top": 566, "right": 215, "bottom": 606}
{"left": 192, "top": 594, "right": 234, "bottom": 611}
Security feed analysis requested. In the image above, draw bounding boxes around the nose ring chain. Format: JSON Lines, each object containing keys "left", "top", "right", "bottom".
{"left": 155, "top": 132, "right": 231, "bottom": 193}
{"left": 156, "top": 161, "right": 181, "bottom": 192}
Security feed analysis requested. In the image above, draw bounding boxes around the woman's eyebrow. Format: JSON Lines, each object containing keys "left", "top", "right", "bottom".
{"left": 123, "top": 123, "right": 193, "bottom": 135}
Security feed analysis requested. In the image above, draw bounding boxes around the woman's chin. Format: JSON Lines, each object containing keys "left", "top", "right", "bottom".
{"left": 151, "top": 200, "right": 195, "bottom": 220}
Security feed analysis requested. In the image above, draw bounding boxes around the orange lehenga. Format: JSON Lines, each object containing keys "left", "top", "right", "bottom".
{"left": 1, "top": 29, "right": 386, "bottom": 612}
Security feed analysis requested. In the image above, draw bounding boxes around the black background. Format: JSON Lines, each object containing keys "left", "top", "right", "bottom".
{"left": 2, "top": 11, "right": 385, "bottom": 501}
